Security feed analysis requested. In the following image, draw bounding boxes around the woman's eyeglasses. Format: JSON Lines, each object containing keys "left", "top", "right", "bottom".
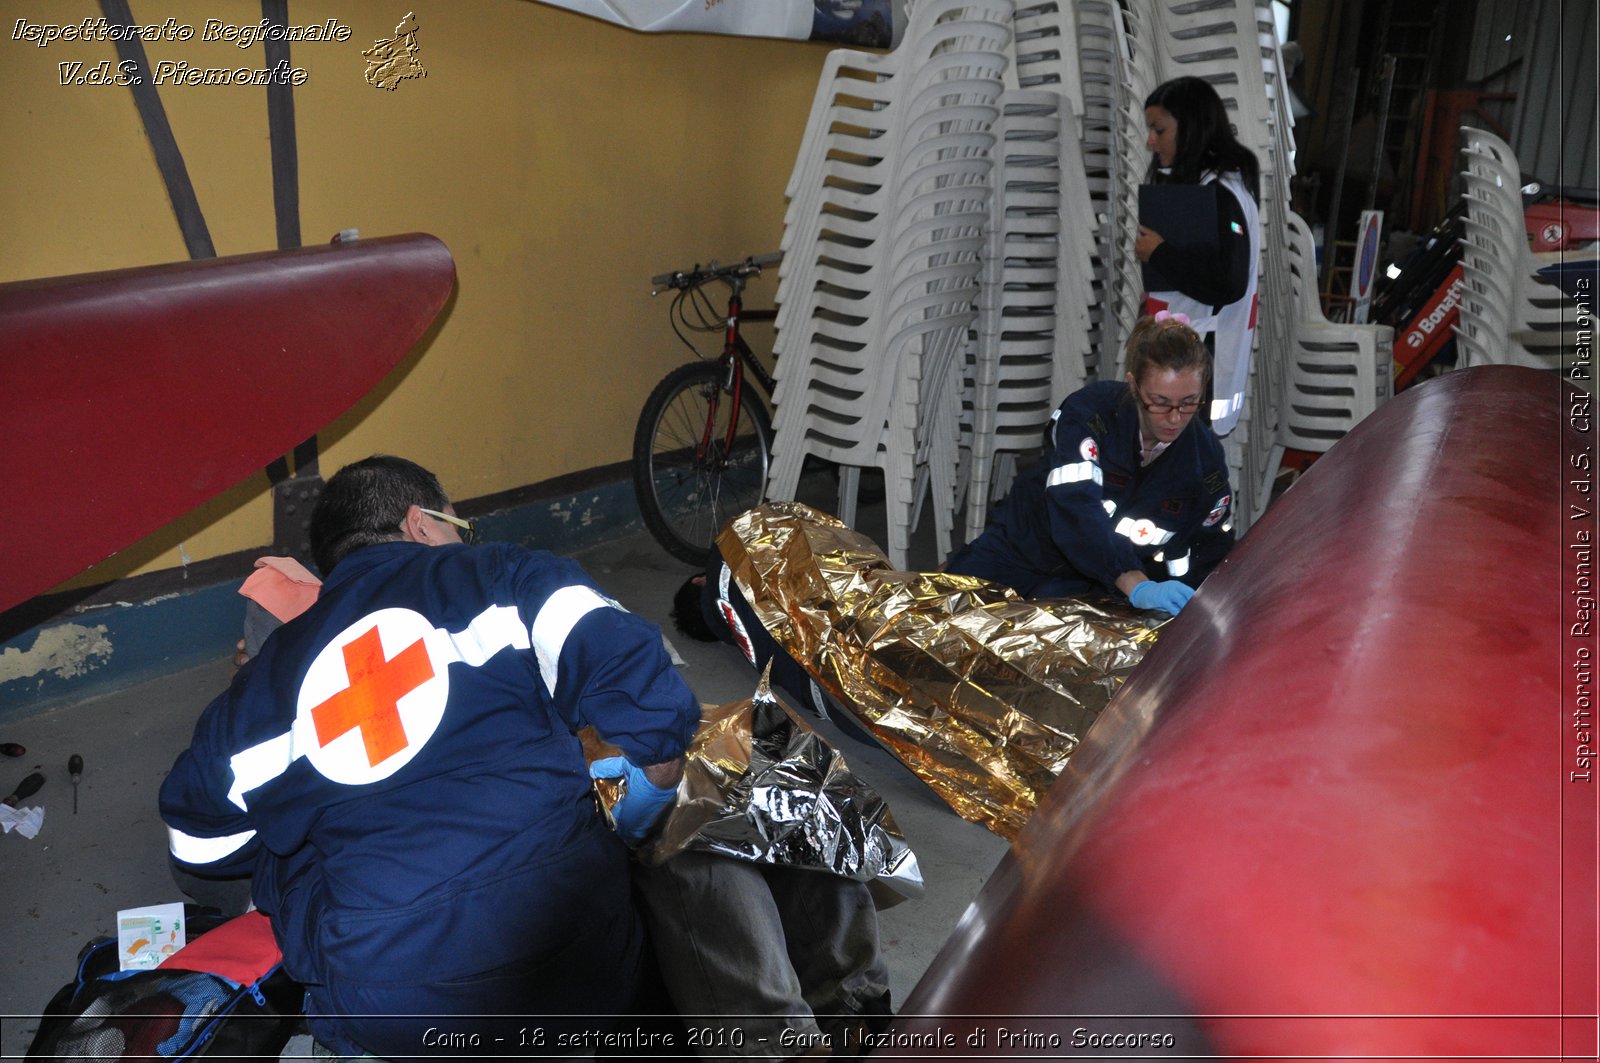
{"left": 1136, "top": 392, "right": 1203, "bottom": 416}
{"left": 419, "top": 507, "right": 478, "bottom": 545}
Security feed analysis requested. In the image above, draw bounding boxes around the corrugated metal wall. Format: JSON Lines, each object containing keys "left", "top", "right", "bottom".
{"left": 1471, "top": 0, "right": 1597, "bottom": 189}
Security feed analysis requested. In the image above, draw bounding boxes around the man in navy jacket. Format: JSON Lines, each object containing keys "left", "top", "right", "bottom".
{"left": 160, "top": 456, "right": 700, "bottom": 1058}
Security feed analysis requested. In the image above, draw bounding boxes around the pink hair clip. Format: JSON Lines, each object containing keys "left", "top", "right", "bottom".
{"left": 1153, "top": 310, "right": 1192, "bottom": 326}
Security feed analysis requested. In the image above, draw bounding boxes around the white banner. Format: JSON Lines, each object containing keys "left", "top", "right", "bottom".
{"left": 533, "top": 0, "right": 903, "bottom": 48}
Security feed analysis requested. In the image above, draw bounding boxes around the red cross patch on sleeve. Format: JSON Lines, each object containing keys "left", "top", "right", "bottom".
{"left": 1203, "top": 494, "right": 1232, "bottom": 527}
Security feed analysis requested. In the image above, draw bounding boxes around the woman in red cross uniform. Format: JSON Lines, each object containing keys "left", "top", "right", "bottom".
{"left": 1134, "top": 75, "right": 1262, "bottom": 437}
{"left": 946, "top": 316, "right": 1235, "bottom": 615}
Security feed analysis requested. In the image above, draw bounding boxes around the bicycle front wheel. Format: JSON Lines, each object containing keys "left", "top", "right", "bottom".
{"left": 632, "top": 361, "right": 773, "bottom": 566}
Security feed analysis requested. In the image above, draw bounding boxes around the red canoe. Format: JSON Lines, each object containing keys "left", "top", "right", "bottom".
{"left": 0, "top": 234, "right": 456, "bottom": 614}
{"left": 891, "top": 366, "right": 1596, "bottom": 1059}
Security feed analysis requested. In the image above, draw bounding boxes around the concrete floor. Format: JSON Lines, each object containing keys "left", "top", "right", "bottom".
{"left": 0, "top": 510, "right": 1009, "bottom": 1057}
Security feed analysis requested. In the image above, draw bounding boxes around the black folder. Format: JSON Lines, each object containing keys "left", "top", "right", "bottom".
{"left": 1139, "top": 184, "right": 1220, "bottom": 293}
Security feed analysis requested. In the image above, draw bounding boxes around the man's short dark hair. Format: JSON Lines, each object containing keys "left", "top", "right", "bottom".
{"left": 309, "top": 455, "right": 450, "bottom": 575}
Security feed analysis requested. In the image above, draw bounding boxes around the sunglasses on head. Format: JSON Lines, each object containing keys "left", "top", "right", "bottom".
{"left": 418, "top": 507, "right": 477, "bottom": 545}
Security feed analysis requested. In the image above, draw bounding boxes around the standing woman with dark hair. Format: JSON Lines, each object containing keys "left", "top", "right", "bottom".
{"left": 1134, "top": 75, "right": 1262, "bottom": 437}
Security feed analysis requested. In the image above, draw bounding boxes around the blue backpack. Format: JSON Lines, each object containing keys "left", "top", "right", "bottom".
{"left": 26, "top": 908, "right": 303, "bottom": 1062}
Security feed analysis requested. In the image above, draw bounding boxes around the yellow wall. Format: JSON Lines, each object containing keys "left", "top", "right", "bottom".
{"left": 0, "top": 0, "right": 824, "bottom": 589}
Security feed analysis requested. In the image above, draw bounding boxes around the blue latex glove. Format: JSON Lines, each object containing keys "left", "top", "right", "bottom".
{"left": 157, "top": 972, "right": 236, "bottom": 1056}
{"left": 1129, "top": 579, "right": 1195, "bottom": 616}
{"left": 589, "top": 756, "right": 678, "bottom": 845}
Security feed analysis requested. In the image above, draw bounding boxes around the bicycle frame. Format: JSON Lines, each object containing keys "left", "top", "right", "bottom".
{"left": 699, "top": 275, "right": 775, "bottom": 465}
{"left": 636, "top": 250, "right": 780, "bottom": 564}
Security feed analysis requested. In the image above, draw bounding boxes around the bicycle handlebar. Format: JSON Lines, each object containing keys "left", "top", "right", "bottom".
{"left": 650, "top": 251, "right": 783, "bottom": 291}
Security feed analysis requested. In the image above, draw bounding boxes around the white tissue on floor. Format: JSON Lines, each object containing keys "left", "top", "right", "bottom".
{"left": 0, "top": 804, "right": 44, "bottom": 839}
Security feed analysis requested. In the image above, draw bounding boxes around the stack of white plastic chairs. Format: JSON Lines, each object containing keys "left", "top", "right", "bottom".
{"left": 1457, "top": 126, "right": 1586, "bottom": 386}
{"left": 767, "top": 0, "right": 1014, "bottom": 569}
{"left": 1262, "top": 211, "right": 1394, "bottom": 500}
{"left": 998, "top": 0, "right": 1160, "bottom": 382}
{"left": 1009, "top": 1, "right": 1082, "bottom": 100}
{"left": 1074, "top": 1, "right": 1137, "bottom": 376}
{"left": 1004, "top": 0, "right": 1131, "bottom": 377}
{"left": 1104, "top": 0, "right": 1164, "bottom": 375}
{"left": 961, "top": 88, "right": 1096, "bottom": 542}
{"left": 769, "top": 0, "right": 1402, "bottom": 560}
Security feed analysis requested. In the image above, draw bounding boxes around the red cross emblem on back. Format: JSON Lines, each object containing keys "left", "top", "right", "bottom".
{"left": 311, "top": 626, "right": 436, "bottom": 767}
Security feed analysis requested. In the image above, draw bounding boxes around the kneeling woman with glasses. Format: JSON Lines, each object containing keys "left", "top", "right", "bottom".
{"left": 946, "top": 314, "right": 1234, "bottom": 615}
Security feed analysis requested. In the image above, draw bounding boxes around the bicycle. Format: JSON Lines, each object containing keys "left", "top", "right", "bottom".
{"left": 632, "top": 252, "right": 782, "bottom": 565}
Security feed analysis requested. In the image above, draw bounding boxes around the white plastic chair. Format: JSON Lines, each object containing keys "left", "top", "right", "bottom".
{"left": 1456, "top": 127, "right": 1584, "bottom": 383}
{"left": 1248, "top": 212, "right": 1395, "bottom": 518}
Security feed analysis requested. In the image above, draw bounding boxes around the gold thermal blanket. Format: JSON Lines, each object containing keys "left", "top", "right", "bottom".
{"left": 716, "top": 502, "right": 1169, "bottom": 840}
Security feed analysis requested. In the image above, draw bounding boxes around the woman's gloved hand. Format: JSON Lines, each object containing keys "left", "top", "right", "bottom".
{"left": 589, "top": 756, "right": 678, "bottom": 845}
{"left": 1129, "top": 579, "right": 1195, "bottom": 616}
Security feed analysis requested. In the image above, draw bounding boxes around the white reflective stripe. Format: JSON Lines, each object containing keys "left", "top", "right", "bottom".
{"left": 228, "top": 731, "right": 296, "bottom": 811}
{"left": 713, "top": 562, "right": 756, "bottom": 665}
{"left": 1047, "top": 461, "right": 1102, "bottom": 487}
{"left": 531, "top": 585, "right": 614, "bottom": 697}
{"left": 808, "top": 679, "right": 830, "bottom": 720}
{"left": 1102, "top": 500, "right": 1117, "bottom": 516}
{"left": 445, "top": 604, "right": 530, "bottom": 666}
{"left": 226, "top": 603, "right": 552, "bottom": 809}
{"left": 718, "top": 596, "right": 756, "bottom": 665}
{"left": 1210, "top": 392, "right": 1243, "bottom": 422}
{"left": 1114, "top": 517, "right": 1175, "bottom": 546}
{"left": 168, "top": 825, "right": 257, "bottom": 865}
{"left": 1166, "top": 552, "right": 1191, "bottom": 577}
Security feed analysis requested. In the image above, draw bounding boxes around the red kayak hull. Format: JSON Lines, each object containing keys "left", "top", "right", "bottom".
{"left": 1, "top": 234, "right": 455, "bottom": 614}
